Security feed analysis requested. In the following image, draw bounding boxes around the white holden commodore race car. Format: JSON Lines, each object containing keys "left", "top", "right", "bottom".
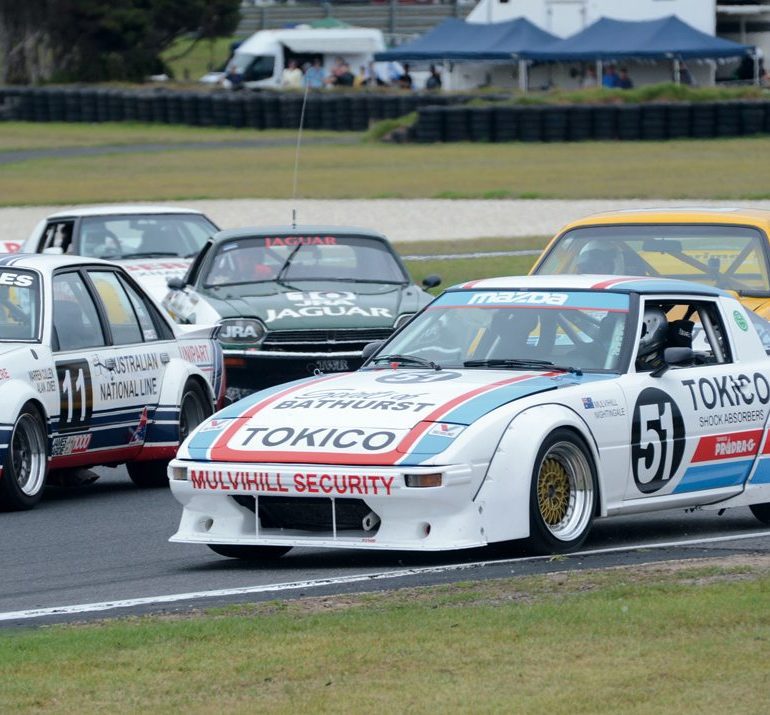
{"left": 21, "top": 205, "right": 219, "bottom": 303}
{"left": 0, "top": 254, "right": 225, "bottom": 510}
{"left": 169, "top": 274, "right": 770, "bottom": 559}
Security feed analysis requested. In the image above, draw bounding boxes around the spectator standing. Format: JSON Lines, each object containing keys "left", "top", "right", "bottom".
{"left": 618, "top": 67, "right": 634, "bottom": 89}
{"left": 602, "top": 64, "right": 620, "bottom": 88}
{"left": 425, "top": 64, "right": 442, "bottom": 90}
{"left": 304, "top": 58, "right": 325, "bottom": 89}
{"left": 281, "top": 59, "right": 304, "bottom": 89}
{"left": 398, "top": 62, "right": 413, "bottom": 89}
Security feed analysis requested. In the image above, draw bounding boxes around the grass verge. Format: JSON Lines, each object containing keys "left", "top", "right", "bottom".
{"left": 2, "top": 556, "right": 769, "bottom": 713}
{"left": 398, "top": 236, "right": 546, "bottom": 291}
{"left": 4, "top": 128, "right": 770, "bottom": 204}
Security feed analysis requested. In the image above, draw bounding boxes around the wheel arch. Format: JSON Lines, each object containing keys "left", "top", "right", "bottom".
{"left": 0, "top": 382, "right": 53, "bottom": 438}
{"left": 157, "top": 359, "right": 216, "bottom": 413}
{"left": 476, "top": 402, "right": 602, "bottom": 545}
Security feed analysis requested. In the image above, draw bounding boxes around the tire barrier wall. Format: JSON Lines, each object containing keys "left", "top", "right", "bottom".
{"left": 3, "top": 88, "right": 769, "bottom": 143}
{"left": 0, "top": 86, "right": 471, "bottom": 131}
{"left": 413, "top": 100, "right": 770, "bottom": 143}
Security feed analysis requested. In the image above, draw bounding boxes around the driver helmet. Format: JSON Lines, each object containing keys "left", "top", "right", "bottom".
{"left": 575, "top": 240, "right": 624, "bottom": 275}
{"left": 81, "top": 227, "right": 109, "bottom": 257}
{"left": 637, "top": 307, "right": 668, "bottom": 361}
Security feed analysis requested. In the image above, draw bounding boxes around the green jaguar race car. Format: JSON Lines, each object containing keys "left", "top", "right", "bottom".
{"left": 162, "top": 225, "right": 439, "bottom": 400}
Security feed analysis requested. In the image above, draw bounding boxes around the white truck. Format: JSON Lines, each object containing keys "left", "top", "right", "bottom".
{"left": 202, "top": 27, "right": 386, "bottom": 89}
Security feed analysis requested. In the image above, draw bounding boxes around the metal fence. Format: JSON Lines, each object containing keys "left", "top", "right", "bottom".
{"left": 237, "top": 1, "right": 474, "bottom": 41}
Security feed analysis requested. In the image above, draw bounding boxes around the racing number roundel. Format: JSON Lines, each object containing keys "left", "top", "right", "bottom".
{"left": 631, "top": 388, "right": 686, "bottom": 494}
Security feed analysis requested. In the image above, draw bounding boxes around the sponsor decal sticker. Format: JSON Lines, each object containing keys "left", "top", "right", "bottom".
{"left": 201, "top": 418, "right": 234, "bottom": 432}
{"left": 734, "top": 310, "right": 749, "bottom": 332}
{"left": 581, "top": 396, "right": 625, "bottom": 419}
{"left": 179, "top": 343, "right": 211, "bottom": 363}
{"left": 189, "top": 467, "right": 394, "bottom": 496}
{"left": 427, "top": 423, "right": 464, "bottom": 439}
{"left": 0, "top": 270, "right": 33, "bottom": 287}
{"left": 265, "top": 291, "right": 392, "bottom": 324}
{"left": 273, "top": 388, "right": 435, "bottom": 413}
{"left": 264, "top": 235, "right": 337, "bottom": 248}
{"left": 51, "top": 433, "right": 92, "bottom": 456}
{"left": 29, "top": 367, "right": 56, "bottom": 393}
{"left": 234, "top": 425, "right": 398, "bottom": 453}
{"left": 692, "top": 430, "right": 762, "bottom": 462}
{"left": 128, "top": 408, "right": 148, "bottom": 445}
{"left": 631, "top": 388, "right": 686, "bottom": 494}
{"left": 469, "top": 291, "right": 568, "bottom": 306}
{"left": 376, "top": 370, "right": 461, "bottom": 385}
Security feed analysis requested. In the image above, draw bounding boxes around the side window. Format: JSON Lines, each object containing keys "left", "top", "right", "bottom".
{"left": 88, "top": 271, "right": 143, "bottom": 345}
{"left": 117, "top": 275, "right": 161, "bottom": 342}
{"left": 41, "top": 221, "right": 74, "bottom": 254}
{"left": 635, "top": 300, "right": 731, "bottom": 372}
{"left": 52, "top": 272, "right": 105, "bottom": 351}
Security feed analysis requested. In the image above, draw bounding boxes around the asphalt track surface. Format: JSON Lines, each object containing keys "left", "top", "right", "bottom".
{"left": 1, "top": 464, "right": 769, "bottom": 628}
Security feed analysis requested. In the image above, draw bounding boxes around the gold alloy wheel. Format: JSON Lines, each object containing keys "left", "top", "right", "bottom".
{"left": 537, "top": 457, "right": 570, "bottom": 526}
{"left": 535, "top": 439, "right": 594, "bottom": 542}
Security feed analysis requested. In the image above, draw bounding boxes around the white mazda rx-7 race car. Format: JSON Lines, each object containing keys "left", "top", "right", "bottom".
{"left": 0, "top": 254, "right": 225, "bottom": 510}
{"left": 169, "top": 274, "right": 770, "bottom": 559}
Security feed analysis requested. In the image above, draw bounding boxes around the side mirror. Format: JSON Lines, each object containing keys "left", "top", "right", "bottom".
{"left": 422, "top": 274, "right": 441, "bottom": 289}
{"left": 652, "top": 346, "right": 693, "bottom": 378}
{"left": 43, "top": 246, "right": 64, "bottom": 255}
{"left": 664, "top": 346, "right": 693, "bottom": 365}
{"left": 167, "top": 276, "right": 185, "bottom": 290}
{"left": 361, "top": 340, "right": 385, "bottom": 363}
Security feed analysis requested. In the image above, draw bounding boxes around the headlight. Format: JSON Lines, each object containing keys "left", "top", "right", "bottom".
{"left": 394, "top": 313, "right": 416, "bottom": 330}
{"left": 217, "top": 318, "right": 266, "bottom": 345}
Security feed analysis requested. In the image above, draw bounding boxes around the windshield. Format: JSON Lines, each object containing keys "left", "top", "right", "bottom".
{"left": 78, "top": 214, "right": 216, "bottom": 260}
{"left": 371, "top": 289, "right": 631, "bottom": 373}
{"left": 203, "top": 234, "right": 408, "bottom": 288}
{"left": 536, "top": 225, "right": 770, "bottom": 293}
{"left": 0, "top": 269, "right": 41, "bottom": 342}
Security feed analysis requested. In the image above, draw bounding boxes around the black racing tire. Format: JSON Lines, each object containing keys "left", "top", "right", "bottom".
{"left": 0, "top": 405, "right": 48, "bottom": 511}
{"left": 207, "top": 544, "right": 292, "bottom": 561}
{"left": 527, "top": 428, "right": 596, "bottom": 555}
{"left": 128, "top": 380, "right": 212, "bottom": 488}
{"left": 750, "top": 502, "right": 770, "bottom": 525}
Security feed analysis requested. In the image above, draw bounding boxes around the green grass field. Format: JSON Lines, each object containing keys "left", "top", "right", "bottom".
{"left": 2, "top": 559, "right": 768, "bottom": 713}
{"left": 398, "top": 237, "right": 545, "bottom": 290}
{"left": 5, "top": 123, "right": 770, "bottom": 204}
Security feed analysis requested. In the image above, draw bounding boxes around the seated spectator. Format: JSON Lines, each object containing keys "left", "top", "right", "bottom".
{"left": 304, "top": 58, "right": 325, "bottom": 89}
{"left": 354, "top": 65, "right": 369, "bottom": 88}
{"left": 618, "top": 67, "right": 634, "bottom": 90}
{"left": 281, "top": 60, "right": 304, "bottom": 89}
{"left": 581, "top": 66, "right": 597, "bottom": 89}
{"left": 223, "top": 62, "right": 244, "bottom": 90}
{"left": 425, "top": 64, "right": 442, "bottom": 90}
{"left": 325, "top": 58, "right": 354, "bottom": 87}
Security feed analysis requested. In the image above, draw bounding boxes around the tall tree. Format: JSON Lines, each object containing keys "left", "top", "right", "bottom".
{"left": 1, "top": 0, "right": 240, "bottom": 83}
{"left": 0, "top": 0, "right": 53, "bottom": 84}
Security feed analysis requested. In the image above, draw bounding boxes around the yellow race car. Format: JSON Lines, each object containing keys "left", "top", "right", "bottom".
{"left": 532, "top": 208, "right": 770, "bottom": 318}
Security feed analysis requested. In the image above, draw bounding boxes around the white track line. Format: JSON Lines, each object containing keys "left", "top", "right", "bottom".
{"left": 2, "top": 529, "right": 769, "bottom": 623}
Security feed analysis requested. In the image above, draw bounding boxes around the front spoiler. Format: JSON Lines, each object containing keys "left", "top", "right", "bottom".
{"left": 168, "top": 459, "right": 491, "bottom": 551}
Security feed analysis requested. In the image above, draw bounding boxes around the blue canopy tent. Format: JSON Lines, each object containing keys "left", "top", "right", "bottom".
{"left": 521, "top": 15, "right": 754, "bottom": 87}
{"left": 375, "top": 17, "right": 558, "bottom": 62}
{"left": 375, "top": 17, "right": 558, "bottom": 89}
